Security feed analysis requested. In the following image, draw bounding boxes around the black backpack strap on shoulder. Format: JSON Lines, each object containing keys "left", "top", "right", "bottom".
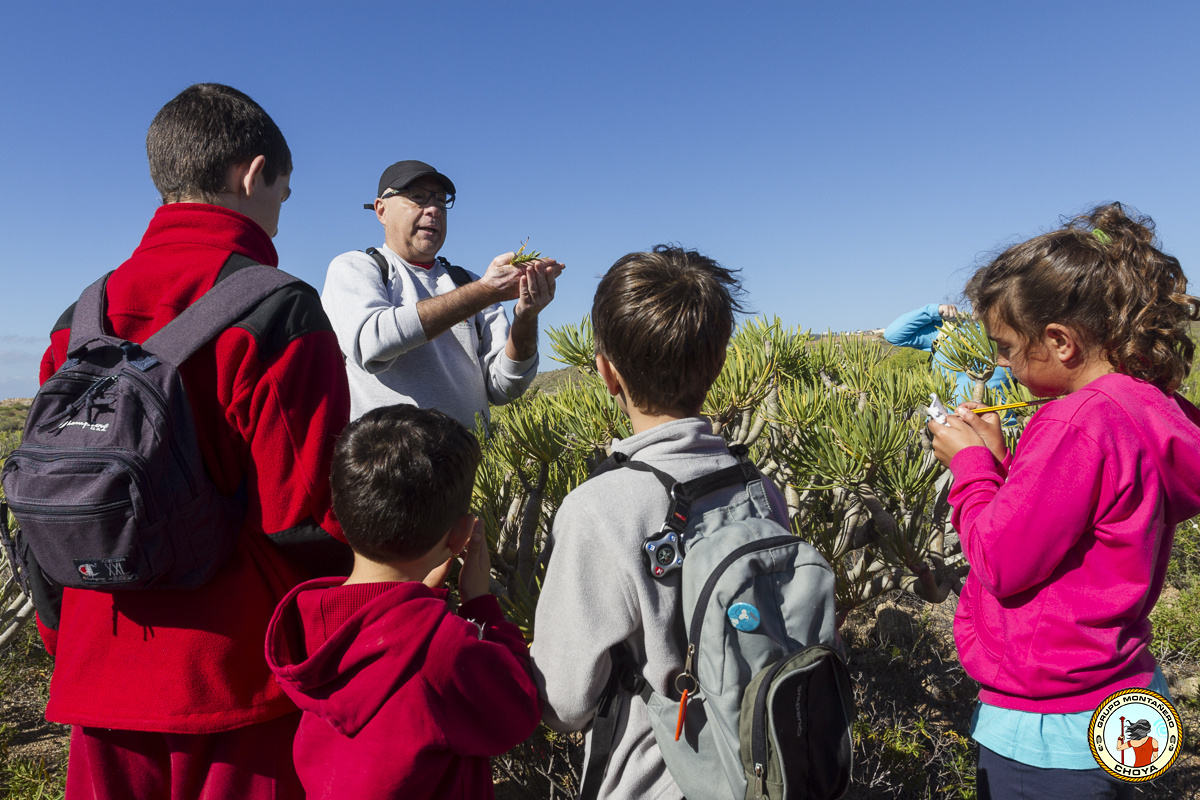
{"left": 434, "top": 257, "right": 486, "bottom": 341}
{"left": 143, "top": 265, "right": 301, "bottom": 367}
{"left": 580, "top": 645, "right": 648, "bottom": 800}
{"left": 588, "top": 451, "right": 678, "bottom": 493}
{"left": 586, "top": 451, "right": 626, "bottom": 481}
{"left": 66, "top": 272, "right": 116, "bottom": 354}
{"left": 675, "top": 450, "right": 760, "bottom": 506}
{"left": 365, "top": 247, "right": 390, "bottom": 283}
{"left": 437, "top": 256, "right": 474, "bottom": 287}
{"left": 366, "top": 249, "right": 482, "bottom": 341}
{"left": 366, "top": 249, "right": 473, "bottom": 289}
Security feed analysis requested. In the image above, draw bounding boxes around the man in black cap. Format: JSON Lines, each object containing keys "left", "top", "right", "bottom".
{"left": 322, "top": 160, "right": 564, "bottom": 427}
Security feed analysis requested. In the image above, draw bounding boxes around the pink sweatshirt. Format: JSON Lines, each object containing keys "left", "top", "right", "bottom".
{"left": 949, "top": 373, "right": 1200, "bottom": 714}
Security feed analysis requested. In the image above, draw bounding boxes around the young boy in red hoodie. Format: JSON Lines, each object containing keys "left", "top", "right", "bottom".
{"left": 266, "top": 404, "right": 540, "bottom": 799}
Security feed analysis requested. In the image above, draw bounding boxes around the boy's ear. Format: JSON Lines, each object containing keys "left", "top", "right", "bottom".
{"left": 595, "top": 353, "right": 622, "bottom": 397}
{"left": 225, "top": 155, "right": 268, "bottom": 199}
{"left": 445, "top": 514, "right": 475, "bottom": 557}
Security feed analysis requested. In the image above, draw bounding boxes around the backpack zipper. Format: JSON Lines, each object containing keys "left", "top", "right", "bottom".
{"left": 120, "top": 368, "right": 199, "bottom": 497}
{"left": 673, "top": 534, "right": 800, "bottom": 738}
{"left": 35, "top": 373, "right": 118, "bottom": 431}
{"left": 7, "top": 448, "right": 156, "bottom": 520}
{"left": 7, "top": 497, "right": 133, "bottom": 518}
{"left": 41, "top": 365, "right": 200, "bottom": 500}
{"left": 749, "top": 644, "right": 843, "bottom": 798}
{"left": 750, "top": 654, "right": 792, "bottom": 796}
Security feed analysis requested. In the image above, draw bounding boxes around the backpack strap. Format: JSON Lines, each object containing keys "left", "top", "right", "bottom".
{"left": 364, "top": 248, "right": 474, "bottom": 288}
{"left": 437, "top": 256, "right": 474, "bottom": 287}
{"left": 65, "top": 272, "right": 116, "bottom": 353}
{"left": 365, "top": 249, "right": 483, "bottom": 343}
{"left": 589, "top": 450, "right": 676, "bottom": 490}
{"left": 64, "top": 257, "right": 301, "bottom": 368}
{"left": 142, "top": 261, "right": 302, "bottom": 367}
{"left": 580, "top": 645, "right": 650, "bottom": 800}
{"left": 617, "top": 444, "right": 762, "bottom": 538}
{"left": 365, "top": 247, "right": 390, "bottom": 282}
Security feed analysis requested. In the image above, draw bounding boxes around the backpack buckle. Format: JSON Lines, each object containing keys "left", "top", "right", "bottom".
{"left": 645, "top": 483, "right": 691, "bottom": 579}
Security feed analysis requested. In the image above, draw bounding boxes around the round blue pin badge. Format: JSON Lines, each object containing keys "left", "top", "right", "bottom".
{"left": 727, "top": 602, "right": 761, "bottom": 632}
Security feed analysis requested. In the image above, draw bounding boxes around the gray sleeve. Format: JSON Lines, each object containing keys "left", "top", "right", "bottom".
{"left": 477, "top": 303, "right": 538, "bottom": 405}
{"left": 321, "top": 251, "right": 428, "bottom": 373}
{"left": 530, "top": 494, "right": 640, "bottom": 732}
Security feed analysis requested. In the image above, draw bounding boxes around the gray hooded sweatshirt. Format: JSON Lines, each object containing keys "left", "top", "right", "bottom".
{"left": 531, "top": 417, "right": 790, "bottom": 800}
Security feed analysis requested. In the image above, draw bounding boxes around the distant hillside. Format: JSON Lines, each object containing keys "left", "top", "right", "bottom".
{"left": 0, "top": 400, "right": 30, "bottom": 434}
{"left": 529, "top": 367, "right": 582, "bottom": 395}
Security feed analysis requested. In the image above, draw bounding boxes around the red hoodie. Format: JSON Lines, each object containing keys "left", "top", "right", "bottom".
{"left": 266, "top": 578, "right": 541, "bottom": 800}
{"left": 38, "top": 203, "right": 351, "bottom": 732}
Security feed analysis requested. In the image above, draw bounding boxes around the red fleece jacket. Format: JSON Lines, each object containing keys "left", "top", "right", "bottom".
{"left": 37, "top": 203, "right": 351, "bottom": 733}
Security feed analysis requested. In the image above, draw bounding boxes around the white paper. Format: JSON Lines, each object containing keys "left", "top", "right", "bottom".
{"left": 927, "top": 393, "right": 951, "bottom": 426}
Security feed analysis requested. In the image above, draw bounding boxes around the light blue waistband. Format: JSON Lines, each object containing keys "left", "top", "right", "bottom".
{"left": 970, "top": 666, "right": 1172, "bottom": 770}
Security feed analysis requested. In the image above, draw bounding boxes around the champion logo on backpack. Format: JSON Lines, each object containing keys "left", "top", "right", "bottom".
{"left": 57, "top": 420, "right": 110, "bottom": 432}
{"left": 75, "top": 557, "right": 138, "bottom": 585}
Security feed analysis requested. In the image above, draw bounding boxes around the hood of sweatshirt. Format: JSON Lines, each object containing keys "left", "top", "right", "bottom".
{"left": 1087, "top": 373, "right": 1200, "bottom": 526}
{"left": 265, "top": 578, "right": 450, "bottom": 737}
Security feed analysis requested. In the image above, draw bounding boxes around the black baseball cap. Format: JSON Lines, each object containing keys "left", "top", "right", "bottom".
{"left": 364, "top": 160, "right": 456, "bottom": 209}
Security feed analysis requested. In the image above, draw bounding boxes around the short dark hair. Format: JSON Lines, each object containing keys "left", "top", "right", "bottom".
{"left": 331, "top": 405, "right": 481, "bottom": 562}
{"left": 146, "top": 83, "right": 292, "bottom": 204}
{"left": 592, "top": 245, "right": 745, "bottom": 416}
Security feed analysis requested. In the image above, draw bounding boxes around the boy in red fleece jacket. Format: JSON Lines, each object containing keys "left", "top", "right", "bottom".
{"left": 266, "top": 404, "right": 541, "bottom": 799}
{"left": 34, "top": 83, "right": 351, "bottom": 800}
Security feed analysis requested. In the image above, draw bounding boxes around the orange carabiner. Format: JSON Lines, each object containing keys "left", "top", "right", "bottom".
{"left": 675, "top": 688, "right": 689, "bottom": 741}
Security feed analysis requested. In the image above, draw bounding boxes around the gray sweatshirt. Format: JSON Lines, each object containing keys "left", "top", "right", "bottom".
{"left": 321, "top": 245, "right": 538, "bottom": 427}
{"left": 531, "top": 418, "right": 790, "bottom": 800}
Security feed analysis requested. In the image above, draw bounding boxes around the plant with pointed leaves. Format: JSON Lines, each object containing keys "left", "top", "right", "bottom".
{"left": 473, "top": 317, "right": 1019, "bottom": 639}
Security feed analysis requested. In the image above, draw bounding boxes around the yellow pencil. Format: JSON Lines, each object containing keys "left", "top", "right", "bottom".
{"left": 972, "top": 397, "right": 1058, "bottom": 415}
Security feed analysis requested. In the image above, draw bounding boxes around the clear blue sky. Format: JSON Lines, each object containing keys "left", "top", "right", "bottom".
{"left": 2, "top": 1, "right": 1199, "bottom": 399}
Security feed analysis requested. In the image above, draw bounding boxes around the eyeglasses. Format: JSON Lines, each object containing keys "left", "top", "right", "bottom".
{"left": 381, "top": 186, "right": 455, "bottom": 209}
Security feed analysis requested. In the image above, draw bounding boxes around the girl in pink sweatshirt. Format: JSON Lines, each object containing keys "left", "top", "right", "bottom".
{"left": 927, "top": 203, "right": 1200, "bottom": 799}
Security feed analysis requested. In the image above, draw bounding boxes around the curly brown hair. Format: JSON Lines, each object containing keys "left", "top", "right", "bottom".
{"left": 966, "top": 203, "right": 1199, "bottom": 393}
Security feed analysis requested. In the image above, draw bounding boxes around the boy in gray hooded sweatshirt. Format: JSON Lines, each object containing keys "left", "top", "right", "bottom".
{"left": 530, "top": 246, "right": 792, "bottom": 799}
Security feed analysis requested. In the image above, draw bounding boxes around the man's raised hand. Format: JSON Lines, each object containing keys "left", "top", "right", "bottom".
{"left": 481, "top": 252, "right": 564, "bottom": 303}
{"left": 515, "top": 259, "right": 559, "bottom": 319}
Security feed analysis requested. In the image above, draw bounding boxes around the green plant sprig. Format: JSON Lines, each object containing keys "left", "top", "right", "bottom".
{"left": 511, "top": 238, "right": 543, "bottom": 265}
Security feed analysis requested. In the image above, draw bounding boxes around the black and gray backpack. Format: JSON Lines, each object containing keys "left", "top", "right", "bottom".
{"left": 1, "top": 265, "right": 300, "bottom": 592}
{"left": 582, "top": 448, "right": 855, "bottom": 800}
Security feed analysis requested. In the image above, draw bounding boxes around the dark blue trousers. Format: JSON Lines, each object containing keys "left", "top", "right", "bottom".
{"left": 977, "top": 745, "right": 1136, "bottom": 800}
